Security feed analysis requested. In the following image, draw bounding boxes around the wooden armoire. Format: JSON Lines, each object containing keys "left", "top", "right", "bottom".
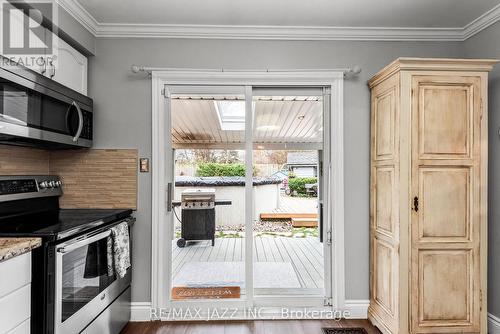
{"left": 368, "top": 58, "right": 497, "bottom": 334}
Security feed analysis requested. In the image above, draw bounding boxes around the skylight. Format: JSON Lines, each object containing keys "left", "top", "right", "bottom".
{"left": 214, "top": 100, "right": 246, "bottom": 131}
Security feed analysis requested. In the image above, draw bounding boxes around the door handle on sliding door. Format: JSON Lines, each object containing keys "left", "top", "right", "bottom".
{"left": 319, "top": 202, "right": 324, "bottom": 243}
{"left": 167, "top": 183, "right": 172, "bottom": 212}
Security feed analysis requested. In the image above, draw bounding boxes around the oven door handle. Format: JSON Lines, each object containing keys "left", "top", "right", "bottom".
{"left": 57, "top": 229, "right": 111, "bottom": 254}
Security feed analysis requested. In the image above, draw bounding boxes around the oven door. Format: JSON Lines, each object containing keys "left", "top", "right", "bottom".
{"left": 54, "top": 226, "right": 131, "bottom": 334}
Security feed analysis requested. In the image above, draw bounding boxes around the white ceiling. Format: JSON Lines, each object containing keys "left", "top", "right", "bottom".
{"left": 77, "top": 0, "right": 498, "bottom": 28}
{"left": 59, "top": 0, "right": 500, "bottom": 40}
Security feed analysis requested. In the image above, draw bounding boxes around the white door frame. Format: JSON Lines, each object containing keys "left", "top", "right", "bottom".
{"left": 151, "top": 70, "right": 345, "bottom": 315}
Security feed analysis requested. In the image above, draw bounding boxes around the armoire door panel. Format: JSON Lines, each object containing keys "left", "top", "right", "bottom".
{"left": 373, "top": 237, "right": 395, "bottom": 315}
{"left": 370, "top": 73, "right": 400, "bottom": 334}
{"left": 417, "top": 82, "right": 474, "bottom": 160}
{"left": 411, "top": 74, "right": 481, "bottom": 334}
{"left": 374, "top": 88, "right": 396, "bottom": 160}
{"left": 375, "top": 166, "right": 395, "bottom": 235}
{"left": 419, "top": 167, "right": 471, "bottom": 241}
{"left": 418, "top": 249, "right": 473, "bottom": 325}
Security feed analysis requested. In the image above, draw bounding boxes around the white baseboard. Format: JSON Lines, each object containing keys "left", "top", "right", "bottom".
{"left": 489, "top": 313, "right": 500, "bottom": 334}
{"left": 131, "top": 302, "right": 152, "bottom": 321}
{"left": 130, "top": 300, "right": 369, "bottom": 322}
{"left": 344, "top": 300, "right": 370, "bottom": 319}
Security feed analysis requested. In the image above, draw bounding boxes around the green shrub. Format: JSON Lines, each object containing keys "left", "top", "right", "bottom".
{"left": 288, "top": 177, "right": 318, "bottom": 195}
{"left": 196, "top": 163, "right": 246, "bottom": 177}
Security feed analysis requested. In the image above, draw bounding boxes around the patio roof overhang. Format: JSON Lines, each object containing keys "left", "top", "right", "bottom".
{"left": 171, "top": 95, "right": 324, "bottom": 150}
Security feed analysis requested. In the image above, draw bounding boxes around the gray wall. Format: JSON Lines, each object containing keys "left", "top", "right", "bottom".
{"left": 88, "top": 38, "right": 464, "bottom": 303}
{"left": 57, "top": 6, "right": 95, "bottom": 55}
{"left": 463, "top": 21, "right": 500, "bottom": 318}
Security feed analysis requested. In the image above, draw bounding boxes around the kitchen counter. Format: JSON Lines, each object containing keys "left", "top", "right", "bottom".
{"left": 0, "top": 238, "right": 41, "bottom": 262}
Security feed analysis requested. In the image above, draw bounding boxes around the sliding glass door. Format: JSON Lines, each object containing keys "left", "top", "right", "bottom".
{"left": 164, "top": 85, "right": 331, "bottom": 307}
{"left": 168, "top": 86, "right": 248, "bottom": 303}
{"left": 252, "top": 88, "right": 327, "bottom": 299}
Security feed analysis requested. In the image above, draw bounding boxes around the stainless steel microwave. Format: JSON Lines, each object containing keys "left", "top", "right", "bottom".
{"left": 0, "top": 59, "right": 93, "bottom": 149}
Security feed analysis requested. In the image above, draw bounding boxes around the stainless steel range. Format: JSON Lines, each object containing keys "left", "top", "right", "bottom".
{"left": 0, "top": 175, "right": 134, "bottom": 334}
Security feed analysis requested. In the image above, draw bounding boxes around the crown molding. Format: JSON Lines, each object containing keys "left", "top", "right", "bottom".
{"left": 56, "top": 0, "right": 500, "bottom": 41}
{"left": 463, "top": 3, "right": 500, "bottom": 40}
{"left": 55, "top": 0, "right": 98, "bottom": 35}
{"left": 94, "top": 24, "right": 465, "bottom": 41}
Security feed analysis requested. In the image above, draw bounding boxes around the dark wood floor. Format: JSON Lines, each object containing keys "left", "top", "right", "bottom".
{"left": 121, "top": 319, "right": 381, "bottom": 334}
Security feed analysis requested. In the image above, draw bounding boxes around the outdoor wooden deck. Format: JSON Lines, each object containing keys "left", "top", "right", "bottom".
{"left": 259, "top": 195, "right": 319, "bottom": 221}
{"left": 172, "top": 237, "right": 324, "bottom": 292}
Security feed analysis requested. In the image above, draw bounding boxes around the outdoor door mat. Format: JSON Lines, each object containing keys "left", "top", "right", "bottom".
{"left": 172, "top": 286, "right": 241, "bottom": 299}
{"left": 322, "top": 328, "right": 368, "bottom": 334}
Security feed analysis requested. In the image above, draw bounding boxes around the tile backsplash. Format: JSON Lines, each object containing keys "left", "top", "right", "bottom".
{"left": 0, "top": 145, "right": 138, "bottom": 209}
{"left": 50, "top": 149, "right": 138, "bottom": 209}
{"left": 0, "top": 146, "right": 49, "bottom": 175}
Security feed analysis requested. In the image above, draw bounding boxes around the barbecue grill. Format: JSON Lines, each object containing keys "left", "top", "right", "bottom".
{"left": 173, "top": 188, "right": 231, "bottom": 247}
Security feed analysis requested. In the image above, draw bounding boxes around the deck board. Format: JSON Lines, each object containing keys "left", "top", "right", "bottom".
{"left": 297, "top": 237, "right": 323, "bottom": 270}
{"left": 279, "top": 238, "right": 317, "bottom": 288}
{"left": 304, "top": 237, "right": 323, "bottom": 258}
{"left": 172, "top": 237, "right": 324, "bottom": 291}
{"left": 292, "top": 238, "right": 324, "bottom": 283}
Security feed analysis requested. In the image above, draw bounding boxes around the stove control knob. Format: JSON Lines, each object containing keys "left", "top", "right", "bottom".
{"left": 39, "top": 181, "right": 48, "bottom": 189}
{"left": 56, "top": 181, "right": 62, "bottom": 187}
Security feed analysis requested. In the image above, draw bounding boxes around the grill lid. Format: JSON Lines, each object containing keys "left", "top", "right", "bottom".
{"left": 181, "top": 188, "right": 215, "bottom": 203}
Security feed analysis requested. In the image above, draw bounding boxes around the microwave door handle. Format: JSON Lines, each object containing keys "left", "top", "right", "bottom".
{"left": 72, "top": 101, "right": 83, "bottom": 142}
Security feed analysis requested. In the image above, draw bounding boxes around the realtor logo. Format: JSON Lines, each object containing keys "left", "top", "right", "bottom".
{"left": 2, "top": 1, "right": 53, "bottom": 55}
{"left": 1, "top": 0, "right": 58, "bottom": 71}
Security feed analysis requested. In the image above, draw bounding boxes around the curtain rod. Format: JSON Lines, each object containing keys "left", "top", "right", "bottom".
{"left": 130, "top": 65, "right": 362, "bottom": 77}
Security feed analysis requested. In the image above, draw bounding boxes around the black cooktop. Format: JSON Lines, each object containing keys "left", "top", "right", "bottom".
{"left": 0, "top": 208, "right": 133, "bottom": 240}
